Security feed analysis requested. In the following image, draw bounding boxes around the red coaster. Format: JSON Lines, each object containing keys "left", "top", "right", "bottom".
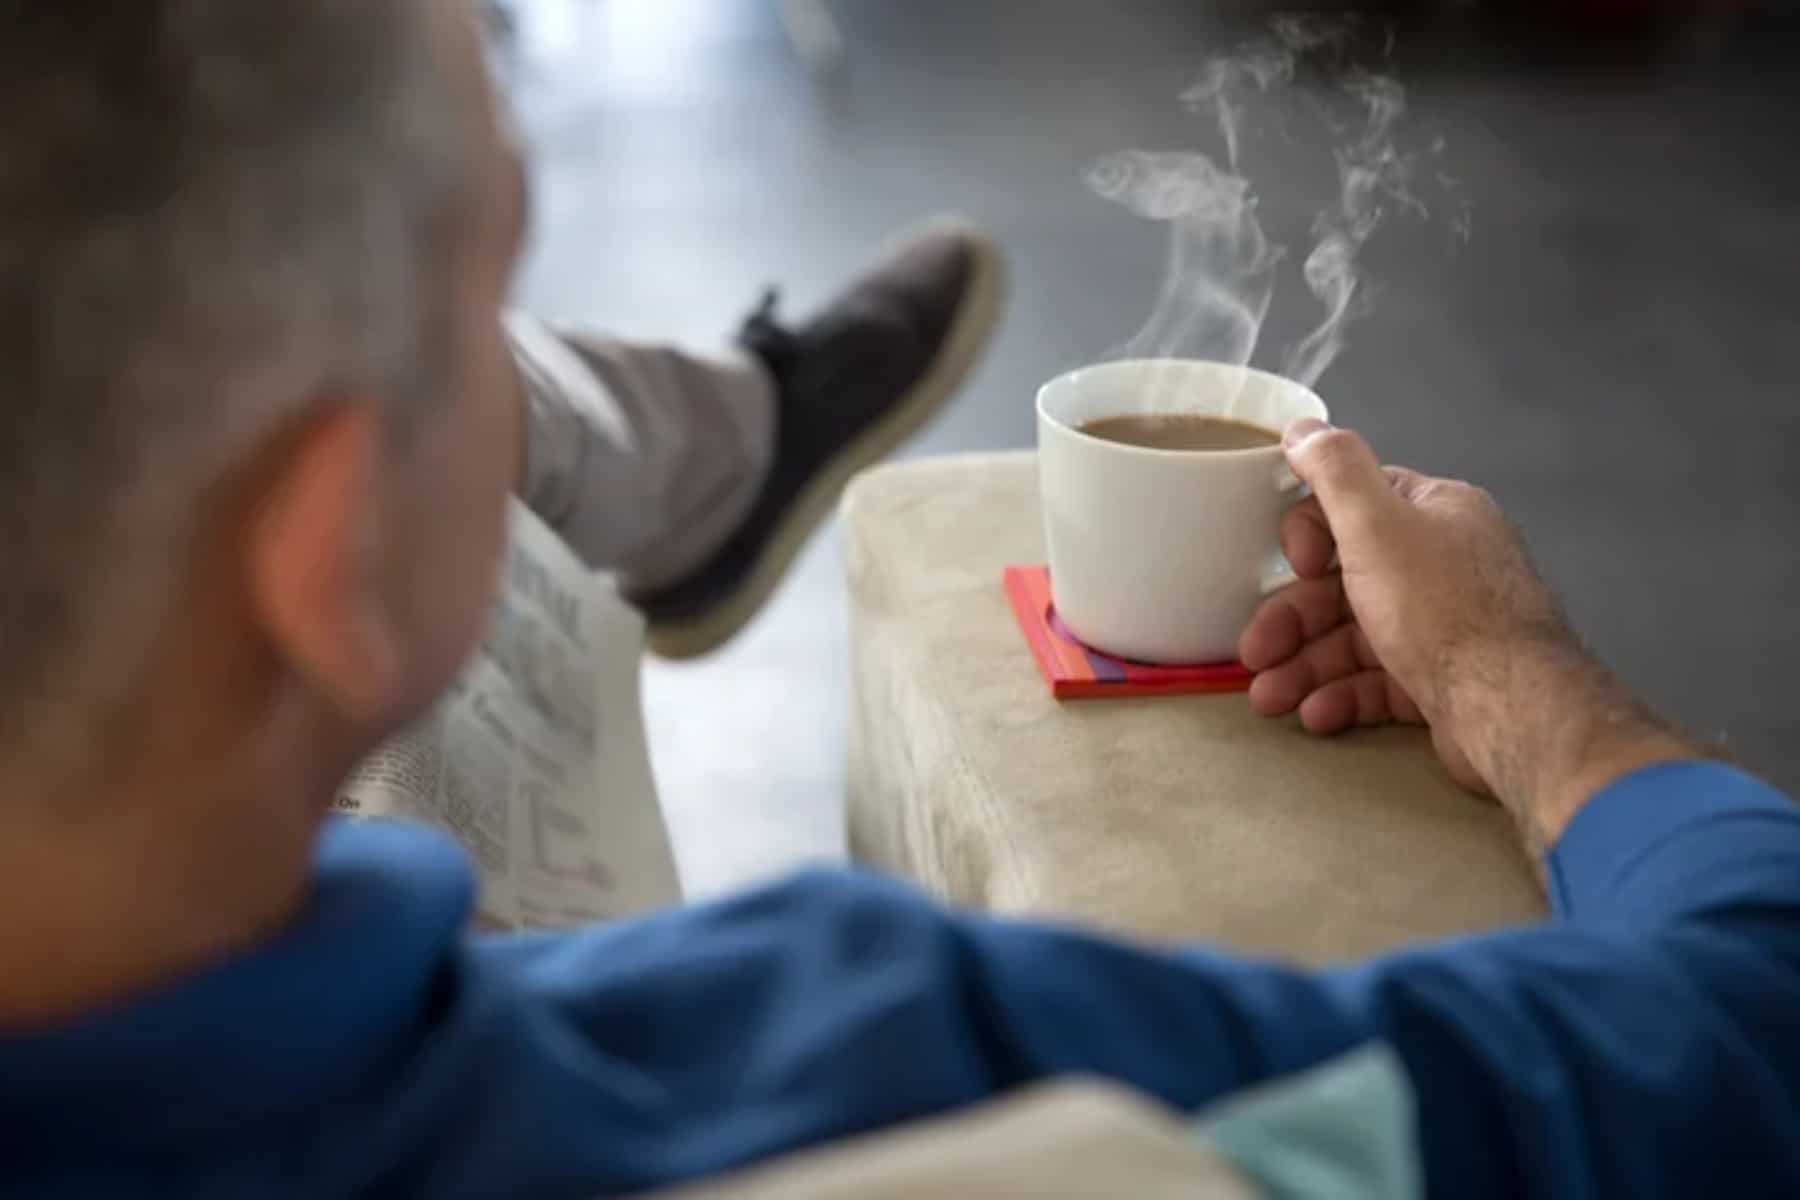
{"left": 1003, "top": 565, "right": 1254, "bottom": 700}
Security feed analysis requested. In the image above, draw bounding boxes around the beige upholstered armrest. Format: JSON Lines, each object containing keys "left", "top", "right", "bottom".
{"left": 843, "top": 453, "right": 1543, "bottom": 962}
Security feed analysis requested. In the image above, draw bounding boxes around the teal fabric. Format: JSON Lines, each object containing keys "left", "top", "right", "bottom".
{"left": 1195, "top": 1043, "right": 1421, "bottom": 1200}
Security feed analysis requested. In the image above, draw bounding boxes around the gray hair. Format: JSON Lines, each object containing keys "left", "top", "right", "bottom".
{"left": 0, "top": 0, "right": 474, "bottom": 765}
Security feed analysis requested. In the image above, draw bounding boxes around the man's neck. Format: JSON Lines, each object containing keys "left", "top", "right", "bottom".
{"left": 0, "top": 726, "right": 346, "bottom": 1030}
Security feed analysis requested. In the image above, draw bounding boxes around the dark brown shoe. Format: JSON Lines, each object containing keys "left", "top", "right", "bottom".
{"left": 635, "top": 219, "right": 1005, "bottom": 659}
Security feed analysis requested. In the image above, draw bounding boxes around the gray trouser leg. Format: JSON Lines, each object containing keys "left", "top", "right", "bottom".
{"left": 508, "top": 313, "right": 778, "bottom": 592}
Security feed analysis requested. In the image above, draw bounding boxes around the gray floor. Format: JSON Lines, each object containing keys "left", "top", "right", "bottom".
{"left": 501, "top": 0, "right": 1800, "bottom": 897}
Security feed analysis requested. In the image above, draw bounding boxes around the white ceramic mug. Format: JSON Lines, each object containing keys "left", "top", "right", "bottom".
{"left": 1036, "top": 359, "right": 1329, "bottom": 665}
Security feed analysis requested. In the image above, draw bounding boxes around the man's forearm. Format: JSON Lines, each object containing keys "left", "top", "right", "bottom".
{"left": 1443, "top": 636, "right": 1702, "bottom": 861}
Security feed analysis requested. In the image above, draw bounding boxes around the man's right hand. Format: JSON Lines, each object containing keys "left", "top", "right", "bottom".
{"left": 1240, "top": 420, "right": 1698, "bottom": 856}
{"left": 1239, "top": 420, "right": 1570, "bottom": 749}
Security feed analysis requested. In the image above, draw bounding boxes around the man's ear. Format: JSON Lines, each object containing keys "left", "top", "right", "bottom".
{"left": 247, "top": 400, "right": 405, "bottom": 724}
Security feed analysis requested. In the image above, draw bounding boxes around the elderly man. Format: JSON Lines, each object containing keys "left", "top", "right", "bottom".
{"left": 2, "top": 2, "right": 1796, "bottom": 1198}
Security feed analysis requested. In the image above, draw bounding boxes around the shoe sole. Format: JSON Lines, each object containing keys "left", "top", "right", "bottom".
{"left": 646, "top": 222, "right": 1006, "bottom": 660}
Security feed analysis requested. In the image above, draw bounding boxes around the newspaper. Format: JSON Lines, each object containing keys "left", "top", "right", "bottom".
{"left": 333, "top": 500, "right": 681, "bottom": 929}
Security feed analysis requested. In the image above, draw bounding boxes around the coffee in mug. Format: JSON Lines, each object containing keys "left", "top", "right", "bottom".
{"left": 1079, "top": 413, "right": 1281, "bottom": 453}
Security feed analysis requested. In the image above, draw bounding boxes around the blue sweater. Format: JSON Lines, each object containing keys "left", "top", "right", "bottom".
{"left": 2, "top": 763, "right": 1797, "bottom": 1197}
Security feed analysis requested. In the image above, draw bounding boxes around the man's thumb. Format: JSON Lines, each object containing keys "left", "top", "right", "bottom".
{"left": 1282, "top": 420, "right": 1394, "bottom": 533}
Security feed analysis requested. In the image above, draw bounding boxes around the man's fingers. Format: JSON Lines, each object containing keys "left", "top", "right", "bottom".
{"left": 1296, "top": 669, "right": 1424, "bottom": 734}
{"left": 1246, "top": 619, "right": 1380, "bottom": 716}
{"left": 1238, "top": 577, "right": 1350, "bottom": 673}
{"left": 1383, "top": 465, "right": 1432, "bottom": 501}
{"left": 1282, "top": 422, "right": 1399, "bottom": 544}
{"left": 1279, "top": 466, "right": 1426, "bottom": 582}
{"left": 1279, "top": 496, "right": 1337, "bottom": 580}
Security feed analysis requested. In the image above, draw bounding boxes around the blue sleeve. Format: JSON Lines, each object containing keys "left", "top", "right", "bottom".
{"left": 463, "top": 764, "right": 1800, "bottom": 1197}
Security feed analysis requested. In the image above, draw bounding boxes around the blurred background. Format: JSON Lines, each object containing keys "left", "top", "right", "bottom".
{"left": 491, "top": 0, "right": 1800, "bottom": 897}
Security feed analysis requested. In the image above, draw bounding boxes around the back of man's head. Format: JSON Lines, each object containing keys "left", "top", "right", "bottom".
{"left": 0, "top": 0, "right": 468, "bottom": 772}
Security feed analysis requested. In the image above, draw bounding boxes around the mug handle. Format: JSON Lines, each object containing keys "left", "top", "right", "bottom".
{"left": 1258, "top": 460, "right": 1311, "bottom": 597}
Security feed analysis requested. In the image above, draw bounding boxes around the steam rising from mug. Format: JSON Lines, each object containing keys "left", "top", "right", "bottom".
{"left": 1086, "top": 18, "right": 1460, "bottom": 400}
{"left": 1083, "top": 151, "right": 1283, "bottom": 379}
